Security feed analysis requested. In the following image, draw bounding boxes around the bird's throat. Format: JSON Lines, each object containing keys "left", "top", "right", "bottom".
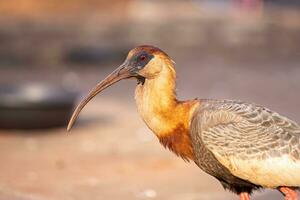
{"left": 134, "top": 63, "right": 199, "bottom": 160}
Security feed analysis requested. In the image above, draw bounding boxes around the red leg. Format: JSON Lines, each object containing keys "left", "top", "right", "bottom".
{"left": 279, "top": 187, "right": 298, "bottom": 200}
{"left": 239, "top": 192, "right": 250, "bottom": 200}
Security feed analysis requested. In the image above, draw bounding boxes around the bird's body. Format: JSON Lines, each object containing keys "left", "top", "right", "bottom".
{"left": 191, "top": 99, "right": 300, "bottom": 193}
{"left": 68, "top": 45, "right": 300, "bottom": 200}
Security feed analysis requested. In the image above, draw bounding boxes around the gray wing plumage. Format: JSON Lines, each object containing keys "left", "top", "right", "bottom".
{"left": 191, "top": 99, "right": 300, "bottom": 188}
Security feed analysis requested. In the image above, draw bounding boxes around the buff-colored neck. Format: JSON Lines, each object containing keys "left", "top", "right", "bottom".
{"left": 134, "top": 60, "right": 199, "bottom": 160}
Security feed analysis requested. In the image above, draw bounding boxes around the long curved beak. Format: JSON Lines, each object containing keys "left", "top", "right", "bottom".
{"left": 67, "top": 61, "right": 132, "bottom": 131}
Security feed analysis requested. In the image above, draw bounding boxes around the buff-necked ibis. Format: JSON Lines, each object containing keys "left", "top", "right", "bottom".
{"left": 67, "top": 45, "right": 300, "bottom": 200}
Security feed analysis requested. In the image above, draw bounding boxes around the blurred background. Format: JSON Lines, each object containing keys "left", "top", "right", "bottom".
{"left": 0, "top": 0, "right": 299, "bottom": 199}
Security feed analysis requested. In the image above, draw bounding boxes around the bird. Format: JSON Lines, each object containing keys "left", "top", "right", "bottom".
{"left": 67, "top": 45, "right": 300, "bottom": 200}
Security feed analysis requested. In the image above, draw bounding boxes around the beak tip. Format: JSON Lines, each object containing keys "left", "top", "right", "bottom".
{"left": 66, "top": 122, "right": 73, "bottom": 132}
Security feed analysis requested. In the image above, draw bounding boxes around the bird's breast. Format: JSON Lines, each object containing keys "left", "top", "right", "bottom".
{"left": 135, "top": 84, "right": 199, "bottom": 160}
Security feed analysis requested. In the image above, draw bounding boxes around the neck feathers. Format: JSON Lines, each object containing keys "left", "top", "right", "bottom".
{"left": 135, "top": 61, "right": 199, "bottom": 161}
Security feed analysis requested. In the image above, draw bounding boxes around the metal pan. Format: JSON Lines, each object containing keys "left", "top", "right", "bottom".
{"left": 0, "top": 83, "right": 78, "bottom": 129}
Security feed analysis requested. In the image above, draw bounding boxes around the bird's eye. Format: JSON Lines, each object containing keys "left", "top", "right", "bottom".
{"left": 139, "top": 55, "right": 147, "bottom": 61}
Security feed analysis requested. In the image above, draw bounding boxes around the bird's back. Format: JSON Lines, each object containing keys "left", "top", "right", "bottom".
{"left": 190, "top": 99, "right": 300, "bottom": 188}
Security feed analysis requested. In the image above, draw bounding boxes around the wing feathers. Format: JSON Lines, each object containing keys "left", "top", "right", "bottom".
{"left": 194, "top": 100, "right": 300, "bottom": 188}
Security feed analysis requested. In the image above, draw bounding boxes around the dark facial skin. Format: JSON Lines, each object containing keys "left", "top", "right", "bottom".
{"left": 128, "top": 51, "right": 154, "bottom": 75}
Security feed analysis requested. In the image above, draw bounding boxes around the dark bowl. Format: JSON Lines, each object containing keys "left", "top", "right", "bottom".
{"left": 0, "top": 84, "right": 78, "bottom": 129}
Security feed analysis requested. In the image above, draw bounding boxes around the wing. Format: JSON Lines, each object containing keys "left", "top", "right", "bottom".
{"left": 192, "top": 99, "right": 300, "bottom": 188}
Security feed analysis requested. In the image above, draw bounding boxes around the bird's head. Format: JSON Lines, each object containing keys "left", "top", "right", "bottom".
{"left": 67, "top": 45, "right": 172, "bottom": 131}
